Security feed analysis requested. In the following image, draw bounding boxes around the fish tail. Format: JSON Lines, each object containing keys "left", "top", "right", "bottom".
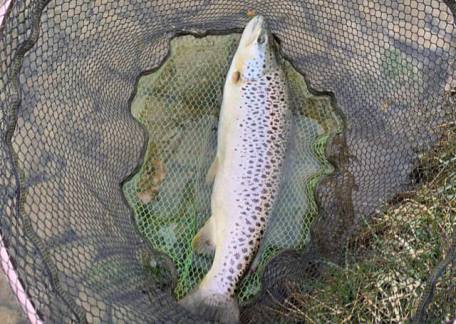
{"left": 179, "top": 288, "right": 239, "bottom": 324}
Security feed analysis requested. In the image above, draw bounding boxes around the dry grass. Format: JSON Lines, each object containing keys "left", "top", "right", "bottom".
{"left": 278, "top": 122, "right": 456, "bottom": 323}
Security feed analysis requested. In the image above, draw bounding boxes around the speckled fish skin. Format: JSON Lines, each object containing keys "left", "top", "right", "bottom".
{"left": 180, "top": 16, "right": 290, "bottom": 323}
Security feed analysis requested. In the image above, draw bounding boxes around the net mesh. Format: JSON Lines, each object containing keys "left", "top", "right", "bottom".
{"left": 0, "top": 0, "right": 455, "bottom": 323}
{"left": 122, "top": 34, "right": 340, "bottom": 302}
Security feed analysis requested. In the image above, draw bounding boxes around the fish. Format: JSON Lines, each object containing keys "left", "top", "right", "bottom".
{"left": 179, "top": 15, "right": 291, "bottom": 324}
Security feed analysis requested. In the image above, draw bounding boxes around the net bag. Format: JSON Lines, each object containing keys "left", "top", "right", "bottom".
{"left": 1, "top": 0, "right": 455, "bottom": 323}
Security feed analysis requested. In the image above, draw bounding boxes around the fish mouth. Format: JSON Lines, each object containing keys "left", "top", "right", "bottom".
{"left": 250, "top": 15, "right": 266, "bottom": 34}
{"left": 242, "top": 15, "right": 269, "bottom": 46}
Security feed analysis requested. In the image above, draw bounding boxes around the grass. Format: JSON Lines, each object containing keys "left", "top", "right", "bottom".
{"left": 277, "top": 122, "right": 456, "bottom": 323}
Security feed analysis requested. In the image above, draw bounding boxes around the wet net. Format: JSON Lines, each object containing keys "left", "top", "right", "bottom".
{"left": 1, "top": 0, "right": 455, "bottom": 323}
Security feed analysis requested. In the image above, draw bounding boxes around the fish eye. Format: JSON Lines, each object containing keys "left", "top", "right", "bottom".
{"left": 257, "top": 34, "right": 266, "bottom": 44}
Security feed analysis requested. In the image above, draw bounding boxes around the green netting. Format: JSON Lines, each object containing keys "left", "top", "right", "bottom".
{"left": 122, "top": 34, "right": 341, "bottom": 303}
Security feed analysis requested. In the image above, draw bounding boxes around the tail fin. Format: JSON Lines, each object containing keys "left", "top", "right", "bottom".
{"left": 179, "top": 289, "right": 239, "bottom": 324}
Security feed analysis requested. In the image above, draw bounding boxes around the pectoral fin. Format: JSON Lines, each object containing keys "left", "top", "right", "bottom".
{"left": 205, "top": 157, "right": 219, "bottom": 184}
{"left": 192, "top": 217, "right": 216, "bottom": 255}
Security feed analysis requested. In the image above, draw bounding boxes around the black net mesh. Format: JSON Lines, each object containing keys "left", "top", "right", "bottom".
{"left": 0, "top": 0, "right": 455, "bottom": 323}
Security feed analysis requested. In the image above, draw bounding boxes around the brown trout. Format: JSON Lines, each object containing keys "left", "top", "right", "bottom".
{"left": 180, "top": 16, "right": 290, "bottom": 323}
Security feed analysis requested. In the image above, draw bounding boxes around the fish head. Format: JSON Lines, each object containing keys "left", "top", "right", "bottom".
{"left": 231, "top": 16, "right": 278, "bottom": 83}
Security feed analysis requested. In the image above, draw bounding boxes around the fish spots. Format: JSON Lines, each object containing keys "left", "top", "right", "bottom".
{"left": 212, "top": 66, "right": 290, "bottom": 296}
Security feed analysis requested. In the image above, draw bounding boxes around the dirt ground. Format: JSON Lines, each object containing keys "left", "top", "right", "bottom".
{"left": 0, "top": 272, "right": 27, "bottom": 324}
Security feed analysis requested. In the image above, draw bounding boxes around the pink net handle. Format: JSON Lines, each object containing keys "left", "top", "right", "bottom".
{"left": 1, "top": 234, "right": 43, "bottom": 324}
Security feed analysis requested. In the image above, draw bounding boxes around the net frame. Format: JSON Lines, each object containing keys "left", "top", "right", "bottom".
{"left": 0, "top": 1, "right": 454, "bottom": 323}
